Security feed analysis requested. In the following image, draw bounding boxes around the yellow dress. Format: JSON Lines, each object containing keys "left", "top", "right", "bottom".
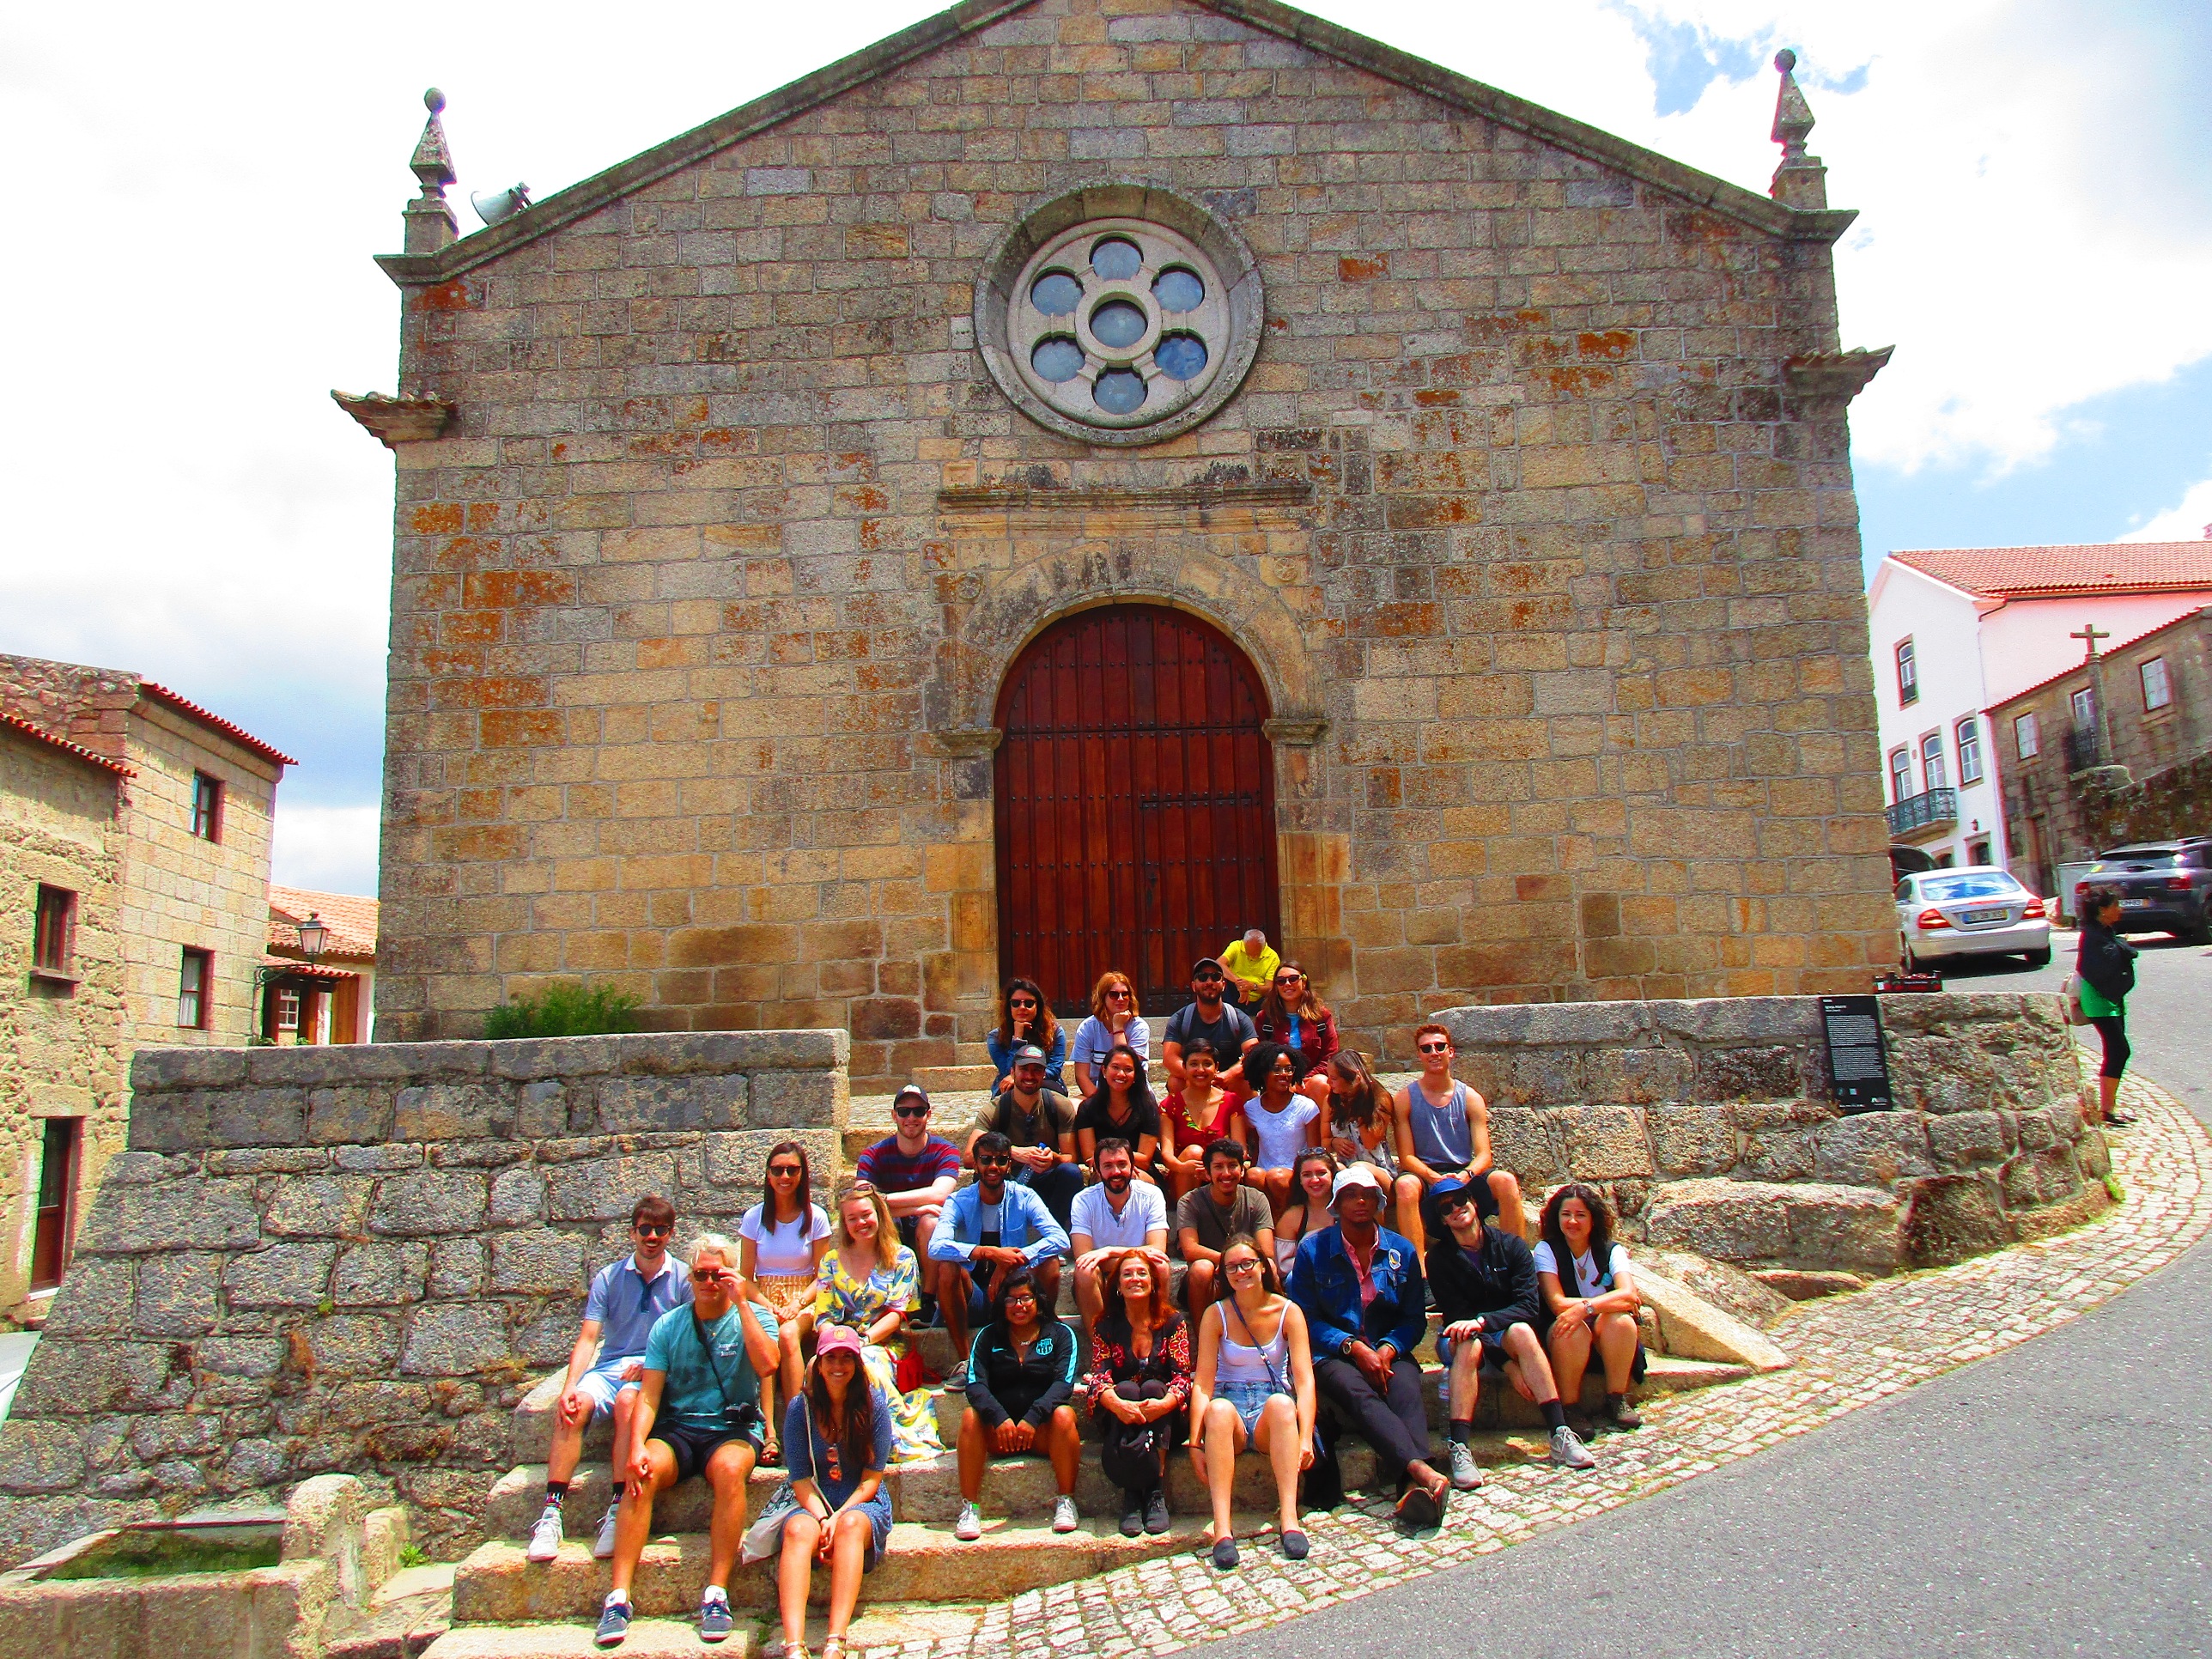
{"left": 813, "top": 1245, "right": 943, "bottom": 1463}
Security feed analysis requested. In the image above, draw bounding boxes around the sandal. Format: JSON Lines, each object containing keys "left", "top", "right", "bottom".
{"left": 822, "top": 1639, "right": 848, "bottom": 1659}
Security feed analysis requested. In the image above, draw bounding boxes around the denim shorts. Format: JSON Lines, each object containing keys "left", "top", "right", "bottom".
{"left": 1218, "top": 1378, "right": 1284, "bottom": 1434}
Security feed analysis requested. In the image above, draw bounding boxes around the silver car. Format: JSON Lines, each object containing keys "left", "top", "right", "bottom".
{"left": 1895, "top": 869, "right": 2052, "bottom": 973}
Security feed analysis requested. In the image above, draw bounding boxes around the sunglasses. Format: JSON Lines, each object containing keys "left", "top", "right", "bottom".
{"left": 768, "top": 1164, "right": 803, "bottom": 1177}
{"left": 978, "top": 1157, "right": 1014, "bottom": 1170}
{"left": 1418, "top": 1042, "right": 1450, "bottom": 1054}
{"left": 634, "top": 1224, "right": 672, "bottom": 1238}
{"left": 893, "top": 1104, "right": 929, "bottom": 1119}
{"left": 1009, "top": 997, "right": 1038, "bottom": 1009}
{"left": 1194, "top": 972, "right": 1224, "bottom": 982}
{"left": 1107, "top": 988, "right": 1132, "bottom": 1000}
{"left": 1274, "top": 973, "right": 1302, "bottom": 985}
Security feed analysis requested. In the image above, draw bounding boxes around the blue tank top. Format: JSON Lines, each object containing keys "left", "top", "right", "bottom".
{"left": 1405, "top": 1079, "right": 1474, "bottom": 1168}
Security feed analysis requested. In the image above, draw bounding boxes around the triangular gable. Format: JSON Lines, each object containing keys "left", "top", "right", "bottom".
{"left": 380, "top": 0, "right": 1852, "bottom": 288}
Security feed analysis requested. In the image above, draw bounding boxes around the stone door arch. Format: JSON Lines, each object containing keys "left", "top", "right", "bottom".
{"left": 993, "top": 604, "right": 1280, "bottom": 1017}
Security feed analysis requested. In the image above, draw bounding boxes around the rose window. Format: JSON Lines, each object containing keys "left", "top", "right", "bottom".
{"left": 978, "top": 192, "right": 1262, "bottom": 446}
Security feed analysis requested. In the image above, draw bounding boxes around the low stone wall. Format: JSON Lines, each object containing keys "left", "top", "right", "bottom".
{"left": 1437, "top": 992, "right": 2110, "bottom": 1275}
{"left": 0, "top": 1030, "right": 848, "bottom": 1569}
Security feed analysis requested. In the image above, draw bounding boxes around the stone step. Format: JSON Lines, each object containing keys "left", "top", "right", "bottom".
{"left": 453, "top": 1521, "right": 1201, "bottom": 1623}
{"left": 422, "top": 1615, "right": 760, "bottom": 1658}
{"left": 912, "top": 1065, "right": 1000, "bottom": 1094}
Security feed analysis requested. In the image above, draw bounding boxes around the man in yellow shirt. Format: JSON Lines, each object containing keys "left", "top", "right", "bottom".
{"left": 1218, "top": 928, "right": 1280, "bottom": 1008}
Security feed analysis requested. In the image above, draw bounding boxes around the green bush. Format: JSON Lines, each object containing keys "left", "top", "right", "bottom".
{"left": 483, "top": 981, "right": 642, "bottom": 1040}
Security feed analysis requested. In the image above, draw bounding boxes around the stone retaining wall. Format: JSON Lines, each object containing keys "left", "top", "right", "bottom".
{"left": 1437, "top": 991, "right": 2110, "bottom": 1275}
{"left": 0, "top": 1030, "right": 847, "bottom": 1568}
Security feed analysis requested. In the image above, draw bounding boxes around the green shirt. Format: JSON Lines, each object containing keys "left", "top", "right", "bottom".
{"left": 2077, "top": 975, "right": 2121, "bottom": 1018}
{"left": 641, "top": 1303, "right": 763, "bottom": 1435}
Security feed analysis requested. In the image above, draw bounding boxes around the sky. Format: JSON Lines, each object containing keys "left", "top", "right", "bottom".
{"left": 2, "top": 0, "right": 2208, "bottom": 897}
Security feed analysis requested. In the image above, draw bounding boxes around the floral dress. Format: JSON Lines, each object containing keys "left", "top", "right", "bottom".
{"left": 813, "top": 1245, "right": 943, "bottom": 1463}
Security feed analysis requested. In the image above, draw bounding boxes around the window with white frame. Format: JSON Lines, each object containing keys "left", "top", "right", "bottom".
{"left": 178, "top": 948, "right": 212, "bottom": 1029}
{"left": 1888, "top": 747, "right": 1913, "bottom": 802}
{"left": 2014, "top": 711, "right": 2040, "bottom": 758}
{"left": 1895, "top": 638, "right": 1917, "bottom": 706}
{"left": 1955, "top": 717, "right": 1984, "bottom": 784}
{"left": 2070, "top": 685, "right": 2096, "bottom": 729}
{"left": 2141, "top": 656, "right": 2172, "bottom": 711}
{"left": 276, "top": 988, "right": 301, "bottom": 1031}
{"left": 1920, "top": 732, "right": 1948, "bottom": 791}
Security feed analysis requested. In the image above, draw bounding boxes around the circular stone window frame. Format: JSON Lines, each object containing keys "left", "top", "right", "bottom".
{"left": 975, "top": 182, "right": 1265, "bottom": 447}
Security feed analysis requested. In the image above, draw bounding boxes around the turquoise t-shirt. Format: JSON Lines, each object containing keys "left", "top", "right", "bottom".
{"left": 641, "top": 1302, "right": 763, "bottom": 1435}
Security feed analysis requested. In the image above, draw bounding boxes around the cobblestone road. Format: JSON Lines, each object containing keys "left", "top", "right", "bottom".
{"left": 866, "top": 1067, "right": 2209, "bottom": 1659}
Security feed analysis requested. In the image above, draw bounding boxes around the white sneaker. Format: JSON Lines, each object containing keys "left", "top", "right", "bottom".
{"left": 526, "top": 1504, "right": 564, "bottom": 1562}
{"left": 592, "top": 1500, "right": 620, "bottom": 1559}
{"left": 1550, "top": 1425, "right": 1596, "bottom": 1470}
{"left": 955, "top": 1501, "right": 982, "bottom": 1541}
{"left": 1051, "top": 1494, "right": 1080, "bottom": 1534}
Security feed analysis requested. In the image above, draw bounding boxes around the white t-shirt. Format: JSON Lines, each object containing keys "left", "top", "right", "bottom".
{"left": 1242, "top": 1093, "right": 1319, "bottom": 1170}
{"left": 1070, "top": 1179, "right": 1170, "bottom": 1249}
{"left": 1071, "top": 1013, "right": 1152, "bottom": 1069}
{"left": 1532, "top": 1241, "right": 1632, "bottom": 1299}
{"left": 738, "top": 1202, "right": 832, "bottom": 1275}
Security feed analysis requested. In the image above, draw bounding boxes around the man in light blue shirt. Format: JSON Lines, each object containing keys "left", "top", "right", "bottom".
{"left": 927, "top": 1131, "right": 1069, "bottom": 1388}
{"left": 529, "top": 1194, "right": 694, "bottom": 1564}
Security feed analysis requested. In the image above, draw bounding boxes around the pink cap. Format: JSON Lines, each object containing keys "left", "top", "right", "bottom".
{"left": 814, "top": 1323, "right": 864, "bottom": 1359}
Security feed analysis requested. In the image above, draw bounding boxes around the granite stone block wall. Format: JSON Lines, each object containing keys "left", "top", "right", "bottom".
{"left": 1437, "top": 991, "right": 2109, "bottom": 1273}
{"left": 0, "top": 1029, "right": 848, "bottom": 1569}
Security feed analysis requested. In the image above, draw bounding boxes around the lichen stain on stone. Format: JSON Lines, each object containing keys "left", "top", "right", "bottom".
{"left": 420, "top": 279, "right": 477, "bottom": 312}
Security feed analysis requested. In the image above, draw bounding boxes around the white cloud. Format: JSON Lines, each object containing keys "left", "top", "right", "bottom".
{"left": 271, "top": 805, "right": 382, "bottom": 897}
{"left": 2120, "top": 478, "right": 2212, "bottom": 544}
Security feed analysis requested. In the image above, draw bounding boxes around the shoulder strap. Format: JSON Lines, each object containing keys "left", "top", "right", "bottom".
{"left": 690, "top": 1308, "right": 746, "bottom": 1425}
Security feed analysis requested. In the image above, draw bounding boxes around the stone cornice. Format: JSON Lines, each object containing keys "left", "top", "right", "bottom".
{"left": 937, "top": 480, "right": 1313, "bottom": 514}
{"left": 920, "top": 726, "right": 1004, "bottom": 758}
{"left": 332, "top": 390, "right": 456, "bottom": 447}
{"left": 375, "top": 0, "right": 1854, "bottom": 291}
{"left": 1784, "top": 347, "right": 1894, "bottom": 402}
{"left": 1262, "top": 715, "right": 1329, "bottom": 746}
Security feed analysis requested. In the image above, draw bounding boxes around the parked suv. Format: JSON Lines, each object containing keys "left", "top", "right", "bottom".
{"left": 1895, "top": 868, "right": 2051, "bottom": 973}
{"left": 2075, "top": 838, "right": 2212, "bottom": 945}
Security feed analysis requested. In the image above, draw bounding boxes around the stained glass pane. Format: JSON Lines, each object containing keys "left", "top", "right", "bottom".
{"left": 1156, "top": 332, "right": 1208, "bottom": 380}
{"left": 1090, "top": 300, "right": 1146, "bottom": 350}
{"left": 1031, "top": 337, "right": 1085, "bottom": 382}
{"left": 1093, "top": 369, "right": 1147, "bottom": 415}
{"left": 1030, "top": 270, "right": 1082, "bottom": 316}
{"left": 1153, "top": 268, "right": 1205, "bottom": 312}
{"left": 1091, "top": 238, "right": 1143, "bottom": 281}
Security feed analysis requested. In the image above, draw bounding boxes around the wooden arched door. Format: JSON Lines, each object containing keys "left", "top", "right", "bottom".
{"left": 994, "top": 604, "right": 1280, "bottom": 1017}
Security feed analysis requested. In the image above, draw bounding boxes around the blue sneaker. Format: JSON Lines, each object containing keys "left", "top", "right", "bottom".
{"left": 699, "top": 1595, "right": 735, "bottom": 1643}
{"left": 593, "top": 1597, "right": 632, "bottom": 1649}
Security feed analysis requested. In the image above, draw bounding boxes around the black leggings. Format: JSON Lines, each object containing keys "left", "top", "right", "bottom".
{"left": 2089, "top": 1014, "right": 2130, "bottom": 1081}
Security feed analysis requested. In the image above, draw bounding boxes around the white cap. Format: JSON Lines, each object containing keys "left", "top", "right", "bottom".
{"left": 1328, "top": 1164, "right": 1389, "bottom": 1207}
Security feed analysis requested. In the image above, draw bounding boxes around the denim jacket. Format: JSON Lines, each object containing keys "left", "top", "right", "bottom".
{"left": 1288, "top": 1223, "right": 1427, "bottom": 1359}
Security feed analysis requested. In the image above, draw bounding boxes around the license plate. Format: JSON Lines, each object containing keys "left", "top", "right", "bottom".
{"left": 2120, "top": 897, "right": 2153, "bottom": 908}
{"left": 1960, "top": 908, "right": 2008, "bottom": 924}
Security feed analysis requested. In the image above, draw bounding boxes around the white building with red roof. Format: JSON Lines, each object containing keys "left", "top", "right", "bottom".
{"left": 1865, "top": 538, "right": 2212, "bottom": 877}
{"left": 265, "top": 885, "right": 379, "bottom": 1044}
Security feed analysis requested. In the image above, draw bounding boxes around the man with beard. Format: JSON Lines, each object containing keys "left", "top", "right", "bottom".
{"left": 927, "top": 1131, "right": 1070, "bottom": 1389}
{"left": 1162, "top": 959, "right": 1258, "bottom": 1093}
{"left": 1069, "top": 1136, "right": 1170, "bottom": 1326}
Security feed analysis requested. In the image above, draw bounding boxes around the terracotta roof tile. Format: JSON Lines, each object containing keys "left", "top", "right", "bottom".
{"left": 269, "top": 885, "right": 379, "bottom": 959}
{"left": 0, "top": 653, "right": 295, "bottom": 768}
{"left": 0, "top": 709, "right": 136, "bottom": 778}
{"left": 1892, "top": 541, "right": 2212, "bottom": 600}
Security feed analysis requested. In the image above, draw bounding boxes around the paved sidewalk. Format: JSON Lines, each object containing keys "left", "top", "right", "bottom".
{"left": 870, "top": 1069, "right": 2209, "bottom": 1659}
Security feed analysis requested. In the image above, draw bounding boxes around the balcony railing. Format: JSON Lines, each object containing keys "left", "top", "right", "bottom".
{"left": 1887, "top": 787, "right": 1958, "bottom": 843}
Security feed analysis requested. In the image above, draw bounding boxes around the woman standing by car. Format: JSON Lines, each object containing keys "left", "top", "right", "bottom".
{"left": 2076, "top": 886, "right": 2139, "bottom": 1128}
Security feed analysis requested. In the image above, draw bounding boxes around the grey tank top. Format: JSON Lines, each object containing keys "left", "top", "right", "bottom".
{"left": 1405, "top": 1079, "right": 1474, "bottom": 1167}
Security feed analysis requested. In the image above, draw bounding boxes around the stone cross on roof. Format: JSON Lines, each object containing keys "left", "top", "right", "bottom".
{"left": 2071, "top": 622, "right": 2112, "bottom": 660}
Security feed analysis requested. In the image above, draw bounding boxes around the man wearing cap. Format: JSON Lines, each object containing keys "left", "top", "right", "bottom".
{"left": 1287, "top": 1164, "right": 1451, "bottom": 1528}
{"left": 1425, "top": 1174, "right": 1595, "bottom": 1489}
{"left": 855, "top": 1084, "right": 964, "bottom": 1325}
{"left": 966, "top": 1045, "right": 1082, "bottom": 1231}
{"left": 928, "top": 1131, "right": 1072, "bottom": 1389}
{"left": 1162, "top": 959, "right": 1258, "bottom": 1094}
{"left": 1218, "top": 928, "right": 1280, "bottom": 1009}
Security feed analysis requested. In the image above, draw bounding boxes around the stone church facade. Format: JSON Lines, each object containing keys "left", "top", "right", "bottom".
{"left": 355, "top": 0, "right": 1897, "bottom": 1085}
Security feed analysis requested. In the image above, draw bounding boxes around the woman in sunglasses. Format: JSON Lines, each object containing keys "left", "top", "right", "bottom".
{"left": 988, "top": 978, "right": 1064, "bottom": 1103}
{"left": 739, "top": 1141, "right": 833, "bottom": 1462}
{"left": 1251, "top": 963, "right": 1336, "bottom": 1110}
{"left": 814, "top": 1182, "right": 943, "bottom": 1463}
{"left": 1071, "top": 970, "right": 1151, "bottom": 1097}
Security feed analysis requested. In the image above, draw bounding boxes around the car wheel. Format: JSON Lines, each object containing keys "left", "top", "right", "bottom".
{"left": 2023, "top": 947, "right": 2051, "bottom": 969}
{"left": 1901, "top": 939, "right": 1926, "bottom": 975}
{"left": 2183, "top": 913, "right": 2212, "bottom": 947}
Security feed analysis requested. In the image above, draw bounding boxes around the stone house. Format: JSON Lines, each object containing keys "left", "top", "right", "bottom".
{"left": 264, "top": 886, "right": 380, "bottom": 1044}
{"left": 348, "top": 0, "right": 1899, "bottom": 1086}
{"left": 1987, "top": 605, "right": 2212, "bottom": 895}
{"left": 0, "top": 656, "right": 292, "bottom": 1316}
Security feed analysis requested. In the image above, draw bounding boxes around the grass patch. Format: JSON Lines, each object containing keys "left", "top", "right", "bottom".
{"left": 48, "top": 1527, "right": 281, "bottom": 1580}
{"left": 483, "top": 981, "right": 642, "bottom": 1040}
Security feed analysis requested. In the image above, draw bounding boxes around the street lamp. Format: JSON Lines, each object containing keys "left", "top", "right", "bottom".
{"left": 294, "top": 913, "right": 329, "bottom": 963}
{"left": 254, "top": 914, "right": 331, "bottom": 1043}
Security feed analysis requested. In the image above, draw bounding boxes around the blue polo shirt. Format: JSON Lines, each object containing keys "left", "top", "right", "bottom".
{"left": 582, "top": 1253, "right": 692, "bottom": 1366}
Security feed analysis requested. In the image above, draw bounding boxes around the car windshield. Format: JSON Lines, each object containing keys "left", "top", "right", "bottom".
{"left": 1921, "top": 873, "right": 2023, "bottom": 902}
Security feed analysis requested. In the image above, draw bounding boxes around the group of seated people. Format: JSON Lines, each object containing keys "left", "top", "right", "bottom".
{"left": 534, "top": 965, "right": 1650, "bottom": 1656}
